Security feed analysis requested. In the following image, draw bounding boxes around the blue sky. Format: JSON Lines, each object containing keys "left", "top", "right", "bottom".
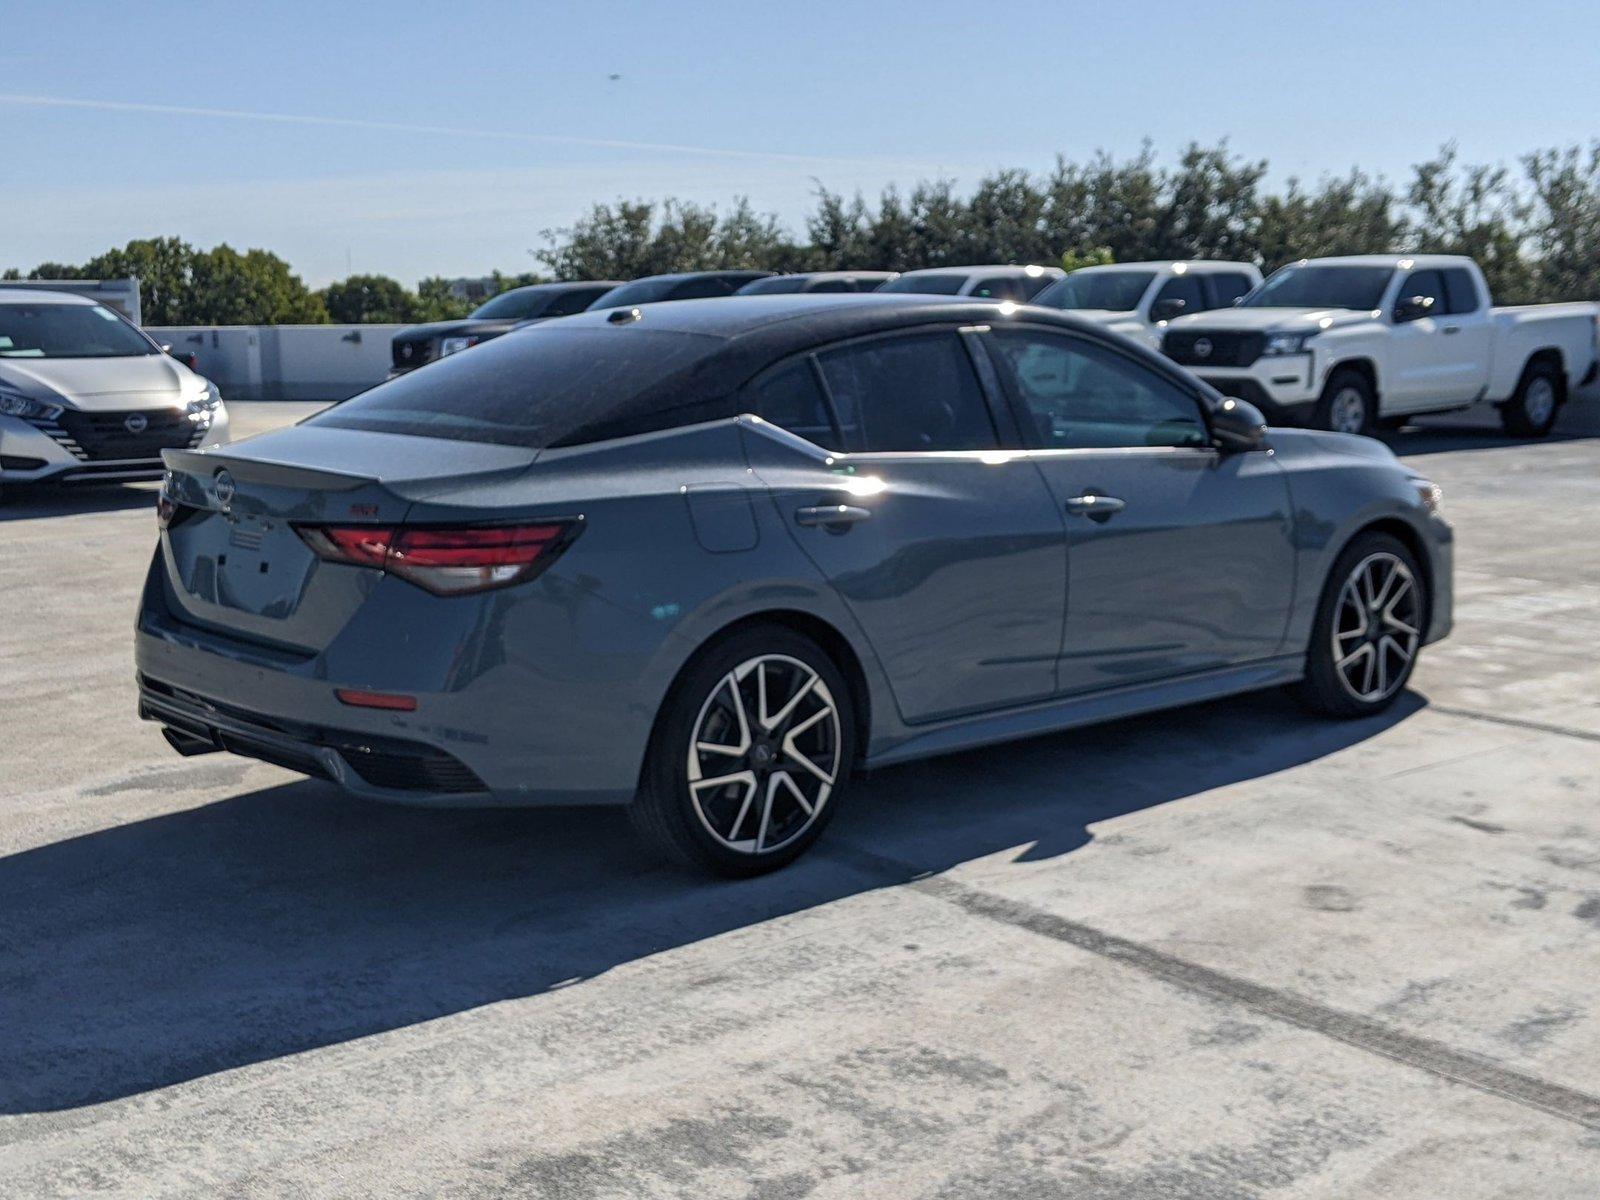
{"left": 4, "top": 0, "right": 1597, "bottom": 286}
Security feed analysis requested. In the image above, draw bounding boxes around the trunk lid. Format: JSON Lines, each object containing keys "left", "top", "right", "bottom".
{"left": 158, "top": 425, "right": 539, "bottom": 651}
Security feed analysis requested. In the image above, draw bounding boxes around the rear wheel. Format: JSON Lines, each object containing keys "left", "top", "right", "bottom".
{"left": 1499, "top": 360, "right": 1562, "bottom": 438}
{"left": 630, "top": 625, "right": 855, "bottom": 876}
{"left": 1293, "top": 532, "right": 1426, "bottom": 718}
{"left": 1312, "top": 368, "right": 1376, "bottom": 435}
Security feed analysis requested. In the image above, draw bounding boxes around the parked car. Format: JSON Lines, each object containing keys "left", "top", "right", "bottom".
{"left": 1031, "top": 261, "right": 1262, "bottom": 350}
{"left": 587, "top": 271, "right": 775, "bottom": 311}
{"left": 1162, "top": 254, "right": 1600, "bottom": 436}
{"left": 388, "top": 282, "right": 621, "bottom": 377}
{"left": 139, "top": 294, "right": 1451, "bottom": 876}
{"left": 0, "top": 288, "right": 227, "bottom": 499}
{"left": 878, "top": 264, "right": 1064, "bottom": 301}
{"left": 735, "top": 271, "right": 899, "bottom": 295}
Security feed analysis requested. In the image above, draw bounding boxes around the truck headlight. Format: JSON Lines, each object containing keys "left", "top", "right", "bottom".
{"left": 439, "top": 336, "right": 479, "bottom": 357}
{"left": 0, "top": 387, "right": 63, "bottom": 421}
{"left": 1262, "top": 331, "right": 1315, "bottom": 356}
{"left": 185, "top": 384, "right": 221, "bottom": 425}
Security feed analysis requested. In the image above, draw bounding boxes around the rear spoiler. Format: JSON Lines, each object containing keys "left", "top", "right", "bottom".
{"left": 161, "top": 448, "right": 374, "bottom": 493}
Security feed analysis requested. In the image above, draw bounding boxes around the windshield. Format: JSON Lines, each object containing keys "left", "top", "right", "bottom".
{"left": 878, "top": 273, "right": 967, "bottom": 296}
{"left": 587, "top": 278, "right": 680, "bottom": 310}
{"left": 736, "top": 275, "right": 809, "bottom": 295}
{"left": 0, "top": 302, "right": 155, "bottom": 358}
{"left": 1032, "top": 271, "right": 1156, "bottom": 312}
{"left": 471, "top": 289, "right": 553, "bottom": 320}
{"left": 310, "top": 326, "right": 722, "bottom": 449}
{"left": 1242, "top": 265, "right": 1394, "bottom": 311}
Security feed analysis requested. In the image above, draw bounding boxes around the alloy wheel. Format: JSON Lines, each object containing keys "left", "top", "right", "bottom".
{"left": 686, "top": 654, "right": 841, "bottom": 855}
{"left": 1332, "top": 552, "right": 1421, "bottom": 703}
{"left": 1330, "top": 386, "right": 1368, "bottom": 434}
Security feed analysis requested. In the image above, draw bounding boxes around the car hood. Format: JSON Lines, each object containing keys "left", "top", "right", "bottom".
{"left": 1168, "top": 307, "right": 1374, "bottom": 334}
{"left": 1267, "top": 426, "right": 1402, "bottom": 465}
{"left": 0, "top": 353, "right": 194, "bottom": 411}
{"left": 393, "top": 318, "right": 526, "bottom": 342}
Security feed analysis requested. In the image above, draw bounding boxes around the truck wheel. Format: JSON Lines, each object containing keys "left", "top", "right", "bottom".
{"left": 1312, "top": 369, "right": 1375, "bottom": 435}
{"left": 1499, "top": 361, "right": 1562, "bottom": 438}
{"left": 629, "top": 624, "right": 855, "bottom": 877}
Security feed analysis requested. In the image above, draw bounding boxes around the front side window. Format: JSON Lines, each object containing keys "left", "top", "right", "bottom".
{"left": 736, "top": 275, "right": 808, "bottom": 295}
{"left": 1397, "top": 270, "right": 1446, "bottom": 318}
{"left": 0, "top": 303, "right": 156, "bottom": 359}
{"left": 672, "top": 275, "right": 741, "bottom": 300}
{"left": 471, "top": 289, "right": 552, "bottom": 320}
{"left": 1032, "top": 271, "right": 1156, "bottom": 313}
{"left": 546, "top": 288, "right": 604, "bottom": 317}
{"left": 586, "top": 278, "right": 678, "bottom": 310}
{"left": 816, "top": 333, "right": 997, "bottom": 453}
{"left": 878, "top": 273, "right": 967, "bottom": 296}
{"left": 987, "top": 329, "right": 1209, "bottom": 450}
{"left": 1151, "top": 274, "right": 1205, "bottom": 319}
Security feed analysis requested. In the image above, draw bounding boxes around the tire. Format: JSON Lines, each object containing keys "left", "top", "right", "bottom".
{"left": 629, "top": 624, "right": 856, "bottom": 877}
{"left": 1312, "top": 368, "right": 1376, "bottom": 435}
{"left": 1499, "top": 360, "right": 1562, "bottom": 438}
{"left": 1293, "top": 532, "right": 1427, "bottom": 718}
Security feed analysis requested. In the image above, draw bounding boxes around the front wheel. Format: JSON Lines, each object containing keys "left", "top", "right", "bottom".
{"left": 630, "top": 625, "right": 855, "bottom": 877}
{"left": 1293, "top": 532, "right": 1426, "bottom": 718}
{"left": 1499, "top": 361, "right": 1562, "bottom": 438}
{"left": 1312, "top": 368, "right": 1376, "bottom": 435}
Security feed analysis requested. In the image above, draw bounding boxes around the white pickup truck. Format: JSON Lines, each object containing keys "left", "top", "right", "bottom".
{"left": 1031, "top": 260, "right": 1262, "bottom": 351}
{"left": 1161, "top": 254, "right": 1600, "bottom": 436}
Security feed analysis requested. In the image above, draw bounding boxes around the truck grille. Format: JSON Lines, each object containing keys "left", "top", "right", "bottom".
{"left": 31, "top": 408, "right": 204, "bottom": 462}
{"left": 1162, "top": 330, "right": 1266, "bottom": 368}
{"left": 391, "top": 337, "right": 436, "bottom": 369}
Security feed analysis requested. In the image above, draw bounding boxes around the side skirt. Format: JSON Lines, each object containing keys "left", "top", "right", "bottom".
{"left": 864, "top": 656, "right": 1305, "bottom": 770}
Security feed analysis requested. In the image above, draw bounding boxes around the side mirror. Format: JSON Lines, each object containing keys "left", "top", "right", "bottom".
{"left": 160, "top": 343, "right": 173, "bottom": 354}
{"left": 1211, "top": 396, "right": 1268, "bottom": 451}
{"left": 1393, "top": 294, "right": 1435, "bottom": 323}
{"left": 1152, "top": 297, "right": 1188, "bottom": 321}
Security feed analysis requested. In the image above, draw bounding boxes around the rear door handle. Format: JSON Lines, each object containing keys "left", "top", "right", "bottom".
{"left": 795, "top": 504, "right": 872, "bottom": 528}
{"left": 1064, "top": 494, "right": 1126, "bottom": 521}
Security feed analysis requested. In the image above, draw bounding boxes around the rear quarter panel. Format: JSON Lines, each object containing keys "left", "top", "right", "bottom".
{"left": 1486, "top": 304, "right": 1600, "bottom": 397}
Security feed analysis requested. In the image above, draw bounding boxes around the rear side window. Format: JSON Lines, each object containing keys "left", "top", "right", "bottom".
{"left": 309, "top": 326, "right": 722, "bottom": 449}
{"left": 988, "top": 329, "right": 1209, "bottom": 450}
{"left": 1207, "top": 273, "right": 1254, "bottom": 308}
{"left": 749, "top": 359, "right": 836, "bottom": 446}
{"left": 816, "top": 333, "right": 998, "bottom": 453}
{"left": 1442, "top": 268, "right": 1481, "bottom": 314}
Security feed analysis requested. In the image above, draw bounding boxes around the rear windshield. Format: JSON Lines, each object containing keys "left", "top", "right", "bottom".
{"left": 471, "top": 289, "right": 553, "bottom": 320}
{"left": 0, "top": 302, "right": 156, "bottom": 358}
{"left": 878, "top": 273, "right": 967, "bottom": 296}
{"left": 1033, "top": 270, "right": 1156, "bottom": 313}
{"left": 1242, "top": 265, "right": 1394, "bottom": 311}
{"left": 587, "top": 278, "right": 680, "bottom": 309}
{"left": 309, "top": 326, "right": 723, "bottom": 448}
{"left": 736, "top": 275, "right": 809, "bottom": 295}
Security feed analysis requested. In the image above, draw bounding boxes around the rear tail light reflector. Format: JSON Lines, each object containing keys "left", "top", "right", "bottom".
{"left": 296, "top": 520, "right": 580, "bottom": 595}
{"left": 335, "top": 688, "right": 419, "bottom": 711}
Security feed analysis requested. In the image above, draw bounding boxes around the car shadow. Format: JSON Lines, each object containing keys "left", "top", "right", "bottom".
{"left": 1382, "top": 394, "right": 1600, "bottom": 457}
{"left": 0, "top": 482, "right": 157, "bottom": 521}
{"left": 0, "top": 688, "right": 1424, "bottom": 1114}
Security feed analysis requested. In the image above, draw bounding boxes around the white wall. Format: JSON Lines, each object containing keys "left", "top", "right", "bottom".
{"left": 147, "top": 324, "right": 402, "bottom": 401}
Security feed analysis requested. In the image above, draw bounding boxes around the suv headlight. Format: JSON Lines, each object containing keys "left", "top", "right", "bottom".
{"left": 185, "top": 383, "right": 221, "bottom": 425}
{"left": 0, "top": 386, "right": 63, "bottom": 421}
{"left": 1262, "top": 331, "right": 1315, "bottom": 356}
{"left": 439, "top": 336, "right": 479, "bottom": 357}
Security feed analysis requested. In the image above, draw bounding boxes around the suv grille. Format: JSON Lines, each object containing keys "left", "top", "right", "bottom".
{"left": 1162, "top": 330, "right": 1266, "bottom": 368}
{"left": 33, "top": 408, "right": 204, "bottom": 462}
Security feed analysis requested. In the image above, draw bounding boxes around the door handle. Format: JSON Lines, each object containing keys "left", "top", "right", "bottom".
{"left": 795, "top": 504, "right": 872, "bottom": 528}
{"left": 1441, "top": 325, "right": 1461, "bottom": 335}
{"left": 1064, "top": 494, "right": 1126, "bottom": 522}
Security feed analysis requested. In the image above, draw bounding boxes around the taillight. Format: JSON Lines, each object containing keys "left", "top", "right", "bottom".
{"left": 296, "top": 520, "right": 579, "bottom": 595}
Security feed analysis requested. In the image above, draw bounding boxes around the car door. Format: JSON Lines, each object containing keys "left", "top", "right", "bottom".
{"left": 1438, "top": 266, "right": 1493, "bottom": 400}
{"left": 1388, "top": 268, "right": 1472, "bottom": 409}
{"left": 980, "top": 325, "right": 1295, "bottom": 695}
{"left": 746, "top": 329, "right": 1069, "bottom": 725}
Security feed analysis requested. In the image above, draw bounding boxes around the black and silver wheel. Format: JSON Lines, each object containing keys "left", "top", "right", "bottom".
{"left": 1499, "top": 360, "right": 1562, "bottom": 438}
{"left": 1312, "top": 368, "right": 1376, "bottom": 435}
{"left": 631, "top": 625, "right": 854, "bottom": 876}
{"left": 1294, "top": 532, "right": 1425, "bottom": 717}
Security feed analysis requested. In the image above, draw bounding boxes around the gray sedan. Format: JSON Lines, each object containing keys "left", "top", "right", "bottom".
{"left": 137, "top": 295, "right": 1452, "bottom": 875}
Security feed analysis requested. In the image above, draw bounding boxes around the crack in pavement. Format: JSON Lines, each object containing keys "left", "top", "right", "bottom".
{"left": 824, "top": 842, "right": 1600, "bottom": 1133}
{"left": 1429, "top": 705, "right": 1600, "bottom": 745}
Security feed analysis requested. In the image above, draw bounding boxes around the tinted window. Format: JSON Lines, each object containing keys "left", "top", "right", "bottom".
{"left": 748, "top": 358, "right": 835, "bottom": 446}
{"left": 471, "top": 289, "right": 552, "bottom": 319}
{"left": 1397, "top": 270, "right": 1446, "bottom": 317}
{"left": 878, "top": 273, "right": 967, "bottom": 295}
{"left": 672, "top": 275, "right": 741, "bottom": 300}
{"left": 587, "top": 278, "right": 679, "bottom": 309}
{"left": 1019, "top": 272, "right": 1058, "bottom": 300}
{"left": 545, "top": 288, "right": 604, "bottom": 317}
{"left": 988, "top": 329, "right": 1208, "bottom": 450}
{"left": 310, "top": 326, "right": 721, "bottom": 449}
{"left": 1242, "top": 265, "right": 1393, "bottom": 310}
{"left": 1442, "top": 268, "right": 1481, "bottom": 314}
{"left": 816, "top": 333, "right": 997, "bottom": 453}
{"left": 1032, "top": 271, "right": 1156, "bottom": 313}
{"left": 0, "top": 303, "right": 155, "bottom": 358}
{"left": 736, "top": 275, "right": 808, "bottom": 295}
{"left": 1208, "top": 273, "right": 1254, "bottom": 308}
{"left": 971, "top": 275, "right": 1029, "bottom": 302}
{"left": 1151, "top": 274, "right": 1205, "bottom": 319}
{"left": 807, "top": 279, "right": 853, "bottom": 293}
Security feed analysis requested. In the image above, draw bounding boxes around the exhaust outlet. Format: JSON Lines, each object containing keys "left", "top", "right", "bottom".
{"left": 162, "top": 726, "right": 220, "bottom": 757}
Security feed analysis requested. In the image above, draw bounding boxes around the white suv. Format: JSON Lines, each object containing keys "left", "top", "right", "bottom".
{"left": 1031, "top": 261, "right": 1263, "bottom": 350}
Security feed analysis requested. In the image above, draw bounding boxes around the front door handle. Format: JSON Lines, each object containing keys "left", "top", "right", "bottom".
{"left": 1441, "top": 325, "right": 1461, "bottom": 335}
{"left": 1064, "top": 494, "right": 1126, "bottom": 522}
{"left": 795, "top": 504, "right": 872, "bottom": 528}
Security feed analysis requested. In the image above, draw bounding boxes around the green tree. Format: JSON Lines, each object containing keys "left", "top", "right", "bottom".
{"left": 321, "top": 274, "right": 415, "bottom": 323}
{"left": 187, "top": 245, "right": 326, "bottom": 324}
{"left": 1252, "top": 171, "right": 1407, "bottom": 271}
{"left": 1522, "top": 143, "right": 1600, "bottom": 303}
{"left": 538, "top": 197, "right": 801, "bottom": 278}
{"left": 1407, "top": 146, "right": 1534, "bottom": 303}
